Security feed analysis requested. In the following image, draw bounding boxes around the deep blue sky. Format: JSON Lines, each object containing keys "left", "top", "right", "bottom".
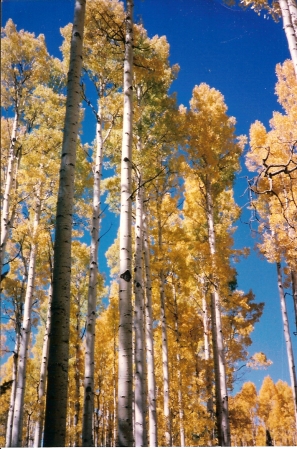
{"left": 2, "top": 0, "right": 296, "bottom": 393}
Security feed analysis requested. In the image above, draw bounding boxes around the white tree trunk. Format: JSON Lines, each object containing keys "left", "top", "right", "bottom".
{"left": 172, "top": 283, "right": 185, "bottom": 447}
{"left": 5, "top": 268, "right": 26, "bottom": 448}
{"left": 143, "top": 203, "right": 158, "bottom": 447}
{"left": 291, "top": 270, "right": 297, "bottom": 333}
{"left": 5, "top": 328, "right": 21, "bottom": 447}
{"left": 74, "top": 303, "right": 82, "bottom": 447}
{"left": 134, "top": 174, "right": 148, "bottom": 447}
{"left": 287, "top": 0, "right": 297, "bottom": 36}
{"left": 160, "top": 269, "right": 171, "bottom": 446}
{"left": 157, "top": 205, "right": 172, "bottom": 446}
{"left": 206, "top": 181, "right": 230, "bottom": 447}
{"left": 11, "top": 191, "right": 42, "bottom": 447}
{"left": 276, "top": 262, "right": 297, "bottom": 429}
{"left": 279, "top": 0, "right": 297, "bottom": 78}
{"left": 117, "top": 0, "right": 134, "bottom": 445}
{"left": 201, "top": 279, "right": 214, "bottom": 417}
{"left": 1, "top": 112, "right": 19, "bottom": 280}
{"left": 33, "top": 282, "right": 52, "bottom": 448}
{"left": 82, "top": 105, "right": 103, "bottom": 446}
{"left": 43, "top": 1, "right": 86, "bottom": 446}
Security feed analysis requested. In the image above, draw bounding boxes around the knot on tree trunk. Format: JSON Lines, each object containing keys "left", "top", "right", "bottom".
{"left": 120, "top": 270, "right": 132, "bottom": 282}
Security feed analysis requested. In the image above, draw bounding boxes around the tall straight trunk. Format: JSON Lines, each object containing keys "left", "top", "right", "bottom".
{"left": 1, "top": 112, "right": 19, "bottom": 280}
{"left": 291, "top": 270, "right": 297, "bottom": 333}
{"left": 160, "top": 270, "right": 171, "bottom": 446}
{"left": 201, "top": 281, "right": 214, "bottom": 417}
{"left": 74, "top": 301, "right": 82, "bottom": 447}
{"left": 113, "top": 331, "right": 117, "bottom": 447}
{"left": 276, "top": 262, "right": 297, "bottom": 428}
{"left": 43, "top": 1, "right": 86, "bottom": 446}
{"left": 172, "top": 283, "right": 185, "bottom": 447}
{"left": 143, "top": 203, "right": 158, "bottom": 447}
{"left": 82, "top": 105, "right": 103, "bottom": 446}
{"left": 5, "top": 324, "right": 21, "bottom": 447}
{"left": 5, "top": 271, "right": 26, "bottom": 448}
{"left": 134, "top": 175, "right": 148, "bottom": 447}
{"left": 287, "top": 0, "right": 297, "bottom": 36}
{"left": 205, "top": 180, "right": 230, "bottom": 447}
{"left": 33, "top": 283, "right": 52, "bottom": 448}
{"left": 11, "top": 192, "right": 42, "bottom": 447}
{"left": 279, "top": 0, "right": 297, "bottom": 77}
{"left": 157, "top": 207, "right": 172, "bottom": 446}
{"left": 117, "top": 0, "right": 134, "bottom": 446}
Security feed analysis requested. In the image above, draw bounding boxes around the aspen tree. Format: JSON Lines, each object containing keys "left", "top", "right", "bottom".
{"left": 0, "top": 20, "right": 49, "bottom": 280}
{"left": 157, "top": 195, "right": 172, "bottom": 446}
{"left": 4, "top": 273, "right": 26, "bottom": 448}
{"left": 118, "top": 0, "right": 134, "bottom": 445}
{"left": 202, "top": 284, "right": 214, "bottom": 418}
{"left": 276, "top": 262, "right": 297, "bottom": 429}
{"left": 43, "top": 1, "right": 86, "bottom": 446}
{"left": 11, "top": 189, "right": 42, "bottom": 447}
{"left": 182, "top": 83, "right": 244, "bottom": 446}
{"left": 171, "top": 280, "right": 185, "bottom": 447}
{"left": 229, "top": 381, "right": 258, "bottom": 446}
{"left": 143, "top": 202, "right": 158, "bottom": 447}
{"left": 246, "top": 61, "right": 297, "bottom": 432}
{"left": 133, "top": 165, "right": 148, "bottom": 446}
{"left": 33, "top": 283, "right": 52, "bottom": 448}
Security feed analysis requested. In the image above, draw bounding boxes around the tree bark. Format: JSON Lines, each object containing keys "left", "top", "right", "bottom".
{"left": 287, "top": 0, "right": 297, "bottom": 36}
{"left": 0, "top": 112, "right": 19, "bottom": 281}
{"left": 206, "top": 180, "right": 230, "bottom": 447}
{"left": 33, "top": 282, "right": 52, "bottom": 448}
{"left": 43, "top": 1, "right": 86, "bottom": 446}
{"left": 134, "top": 174, "right": 148, "bottom": 447}
{"left": 157, "top": 202, "right": 172, "bottom": 446}
{"left": 279, "top": 0, "right": 297, "bottom": 78}
{"left": 201, "top": 279, "right": 214, "bottom": 418}
{"left": 82, "top": 104, "right": 103, "bottom": 446}
{"left": 172, "top": 282, "right": 185, "bottom": 447}
{"left": 5, "top": 322, "right": 21, "bottom": 447}
{"left": 276, "top": 262, "right": 297, "bottom": 429}
{"left": 291, "top": 270, "right": 297, "bottom": 334}
{"left": 5, "top": 269, "right": 26, "bottom": 448}
{"left": 11, "top": 191, "right": 42, "bottom": 447}
{"left": 117, "top": 0, "right": 134, "bottom": 446}
{"left": 143, "top": 203, "right": 158, "bottom": 447}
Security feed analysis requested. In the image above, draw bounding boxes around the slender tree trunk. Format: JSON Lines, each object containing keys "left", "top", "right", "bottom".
{"left": 5, "top": 326, "right": 21, "bottom": 447}
{"left": 117, "top": 0, "right": 134, "bottom": 446}
{"left": 1, "top": 112, "right": 19, "bottom": 279}
{"left": 276, "top": 262, "right": 297, "bottom": 429}
{"left": 74, "top": 302, "right": 82, "bottom": 448}
{"left": 201, "top": 280, "right": 214, "bottom": 418}
{"left": 43, "top": 1, "right": 86, "bottom": 446}
{"left": 82, "top": 104, "right": 103, "bottom": 446}
{"left": 5, "top": 270, "right": 26, "bottom": 447}
{"left": 291, "top": 270, "right": 297, "bottom": 333}
{"left": 287, "top": 0, "right": 297, "bottom": 36}
{"left": 160, "top": 272, "right": 171, "bottom": 446}
{"left": 172, "top": 283, "right": 185, "bottom": 447}
{"left": 33, "top": 282, "right": 52, "bottom": 448}
{"left": 157, "top": 206, "right": 172, "bottom": 446}
{"left": 113, "top": 334, "right": 117, "bottom": 447}
{"left": 134, "top": 174, "right": 148, "bottom": 447}
{"left": 11, "top": 192, "right": 42, "bottom": 447}
{"left": 206, "top": 180, "right": 230, "bottom": 447}
{"left": 143, "top": 203, "right": 158, "bottom": 447}
{"left": 279, "top": 0, "right": 297, "bottom": 78}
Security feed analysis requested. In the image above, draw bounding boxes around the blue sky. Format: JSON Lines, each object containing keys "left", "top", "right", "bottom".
{"left": 2, "top": 0, "right": 296, "bottom": 393}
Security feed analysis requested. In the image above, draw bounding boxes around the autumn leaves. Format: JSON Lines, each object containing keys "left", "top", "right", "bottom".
{"left": 1, "top": 0, "right": 297, "bottom": 447}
